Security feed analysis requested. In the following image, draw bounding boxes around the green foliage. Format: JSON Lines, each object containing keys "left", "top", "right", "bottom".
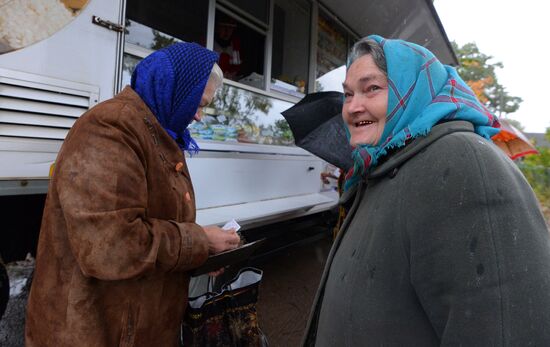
{"left": 523, "top": 145, "right": 550, "bottom": 169}
{"left": 453, "top": 41, "right": 523, "bottom": 117}
{"left": 274, "top": 119, "right": 294, "bottom": 143}
{"left": 211, "top": 84, "right": 272, "bottom": 129}
{"left": 151, "top": 30, "right": 178, "bottom": 50}
{"left": 453, "top": 42, "right": 502, "bottom": 81}
{"left": 519, "top": 128, "right": 550, "bottom": 211}
{"left": 208, "top": 84, "right": 295, "bottom": 145}
{"left": 505, "top": 118, "right": 525, "bottom": 131}
{"left": 520, "top": 158, "right": 550, "bottom": 207}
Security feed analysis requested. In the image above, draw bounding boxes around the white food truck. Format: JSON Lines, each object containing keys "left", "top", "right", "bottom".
{"left": 0, "top": 0, "right": 456, "bottom": 306}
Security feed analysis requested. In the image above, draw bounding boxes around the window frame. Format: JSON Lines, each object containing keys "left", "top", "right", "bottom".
{"left": 121, "top": 0, "right": 360, "bottom": 101}
{"left": 119, "top": 0, "right": 361, "bottom": 155}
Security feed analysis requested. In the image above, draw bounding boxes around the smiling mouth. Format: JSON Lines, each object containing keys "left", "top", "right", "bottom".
{"left": 355, "top": 120, "right": 374, "bottom": 127}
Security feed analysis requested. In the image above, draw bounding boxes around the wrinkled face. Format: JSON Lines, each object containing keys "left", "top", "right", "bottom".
{"left": 194, "top": 78, "right": 217, "bottom": 122}
{"left": 342, "top": 54, "right": 388, "bottom": 146}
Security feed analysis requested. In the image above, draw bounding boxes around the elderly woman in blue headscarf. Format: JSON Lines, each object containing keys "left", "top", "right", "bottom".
{"left": 26, "top": 42, "right": 240, "bottom": 346}
{"left": 303, "top": 36, "right": 550, "bottom": 346}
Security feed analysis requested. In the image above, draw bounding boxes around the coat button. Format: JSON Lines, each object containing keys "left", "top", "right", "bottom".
{"left": 389, "top": 167, "right": 399, "bottom": 178}
{"left": 175, "top": 162, "right": 184, "bottom": 172}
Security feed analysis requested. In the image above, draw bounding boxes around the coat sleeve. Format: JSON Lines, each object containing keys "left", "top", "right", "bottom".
{"left": 54, "top": 102, "right": 209, "bottom": 280}
{"left": 402, "top": 132, "right": 550, "bottom": 345}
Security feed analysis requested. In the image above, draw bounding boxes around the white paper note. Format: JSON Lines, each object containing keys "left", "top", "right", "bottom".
{"left": 222, "top": 218, "right": 241, "bottom": 232}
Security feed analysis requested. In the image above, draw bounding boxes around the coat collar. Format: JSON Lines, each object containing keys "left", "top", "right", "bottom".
{"left": 117, "top": 86, "right": 155, "bottom": 117}
{"left": 117, "top": 86, "right": 191, "bottom": 178}
{"left": 368, "top": 120, "right": 475, "bottom": 179}
{"left": 339, "top": 121, "right": 474, "bottom": 207}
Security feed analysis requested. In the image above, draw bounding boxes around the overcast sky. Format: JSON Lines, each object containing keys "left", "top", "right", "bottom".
{"left": 434, "top": 0, "right": 550, "bottom": 133}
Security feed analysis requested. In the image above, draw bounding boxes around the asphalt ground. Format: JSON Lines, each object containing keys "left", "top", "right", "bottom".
{"left": 254, "top": 234, "right": 333, "bottom": 346}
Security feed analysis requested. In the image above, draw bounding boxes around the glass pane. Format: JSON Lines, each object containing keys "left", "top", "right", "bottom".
{"left": 125, "top": 20, "right": 182, "bottom": 50}
{"left": 224, "top": 0, "right": 269, "bottom": 24}
{"left": 214, "top": 11, "right": 265, "bottom": 86}
{"left": 271, "top": 0, "right": 310, "bottom": 97}
{"left": 121, "top": 56, "right": 293, "bottom": 145}
{"left": 316, "top": 12, "right": 348, "bottom": 82}
{"left": 189, "top": 84, "right": 294, "bottom": 146}
{"left": 121, "top": 53, "right": 141, "bottom": 88}
{"left": 125, "top": 0, "right": 208, "bottom": 49}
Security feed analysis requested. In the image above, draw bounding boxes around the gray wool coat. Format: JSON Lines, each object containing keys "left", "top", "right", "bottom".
{"left": 304, "top": 121, "right": 550, "bottom": 346}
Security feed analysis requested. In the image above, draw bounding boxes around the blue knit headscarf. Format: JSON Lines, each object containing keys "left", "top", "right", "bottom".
{"left": 344, "top": 35, "right": 500, "bottom": 190}
{"left": 131, "top": 42, "right": 219, "bottom": 155}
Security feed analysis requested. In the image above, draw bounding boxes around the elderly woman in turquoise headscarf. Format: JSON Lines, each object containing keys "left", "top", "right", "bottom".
{"left": 26, "top": 42, "right": 240, "bottom": 346}
{"left": 303, "top": 36, "right": 550, "bottom": 346}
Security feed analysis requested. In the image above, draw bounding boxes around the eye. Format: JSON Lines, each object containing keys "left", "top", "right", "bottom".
{"left": 367, "top": 85, "right": 381, "bottom": 92}
{"left": 344, "top": 92, "right": 352, "bottom": 99}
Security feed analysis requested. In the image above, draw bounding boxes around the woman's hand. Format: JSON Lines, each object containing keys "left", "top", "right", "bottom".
{"left": 320, "top": 171, "right": 338, "bottom": 184}
{"left": 202, "top": 225, "right": 241, "bottom": 254}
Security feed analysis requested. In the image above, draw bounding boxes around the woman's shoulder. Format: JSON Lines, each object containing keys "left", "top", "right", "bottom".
{"left": 405, "top": 125, "right": 524, "bottom": 193}
{"left": 371, "top": 121, "right": 508, "bottom": 179}
{"left": 71, "top": 87, "right": 153, "bottom": 137}
{"left": 85, "top": 87, "right": 148, "bottom": 120}
{"left": 422, "top": 128, "right": 510, "bottom": 170}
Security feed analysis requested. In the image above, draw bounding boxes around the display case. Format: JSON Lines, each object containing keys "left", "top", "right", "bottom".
{"left": 189, "top": 84, "right": 295, "bottom": 146}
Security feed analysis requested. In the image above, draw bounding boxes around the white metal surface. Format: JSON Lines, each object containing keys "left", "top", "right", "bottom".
{"left": 0, "top": 84, "right": 89, "bottom": 107}
{"left": 0, "top": 111, "right": 76, "bottom": 129}
{"left": 0, "top": 0, "right": 122, "bottom": 102}
{"left": 194, "top": 140, "right": 309, "bottom": 156}
{"left": 0, "top": 141, "right": 60, "bottom": 180}
{"left": 196, "top": 192, "right": 336, "bottom": 227}
{"left": 0, "top": 68, "right": 100, "bottom": 180}
{"left": 0, "top": 97, "right": 85, "bottom": 118}
{"left": 0, "top": 0, "right": 120, "bottom": 184}
{"left": 0, "top": 0, "right": 339, "bottom": 224}
{"left": 188, "top": 152, "right": 323, "bottom": 209}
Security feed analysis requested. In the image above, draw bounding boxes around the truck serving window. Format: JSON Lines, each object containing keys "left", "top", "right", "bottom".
{"left": 119, "top": 0, "right": 356, "bottom": 149}
{"left": 213, "top": 11, "right": 265, "bottom": 86}
{"left": 271, "top": 0, "right": 311, "bottom": 98}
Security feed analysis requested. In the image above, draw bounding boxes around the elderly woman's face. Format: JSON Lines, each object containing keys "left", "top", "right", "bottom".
{"left": 342, "top": 54, "right": 388, "bottom": 146}
{"left": 193, "top": 78, "right": 218, "bottom": 122}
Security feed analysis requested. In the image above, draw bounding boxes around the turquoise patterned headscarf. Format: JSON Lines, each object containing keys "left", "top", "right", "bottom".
{"left": 344, "top": 35, "right": 500, "bottom": 191}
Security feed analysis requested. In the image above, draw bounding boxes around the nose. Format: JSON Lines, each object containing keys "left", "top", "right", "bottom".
{"left": 194, "top": 109, "right": 202, "bottom": 122}
{"left": 347, "top": 94, "right": 366, "bottom": 114}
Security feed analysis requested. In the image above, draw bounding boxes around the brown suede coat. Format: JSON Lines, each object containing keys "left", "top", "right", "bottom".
{"left": 25, "top": 87, "right": 209, "bottom": 346}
